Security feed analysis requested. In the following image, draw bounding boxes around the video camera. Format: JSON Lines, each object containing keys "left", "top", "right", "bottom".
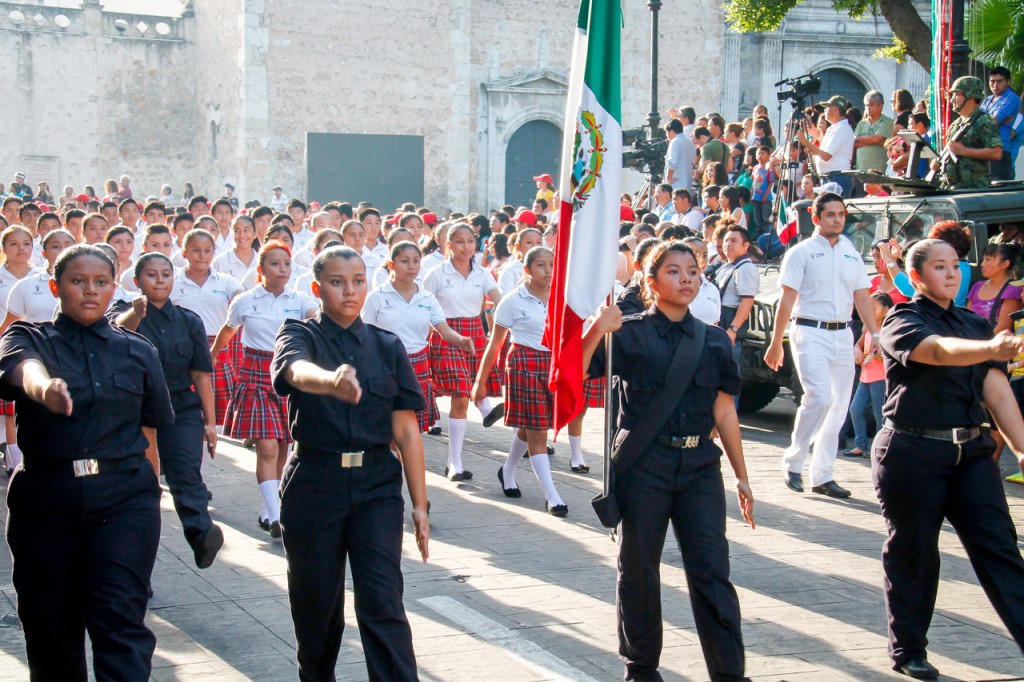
{"left": 621, "top": 126, "right": 667, "bottom": 175}
{"left": 775, "top": 73, "right": 821, "bottom": 108}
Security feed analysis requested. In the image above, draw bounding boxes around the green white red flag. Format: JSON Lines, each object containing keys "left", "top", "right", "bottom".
{"left": 543, "top": 0, "right": 622, "bottom": 433}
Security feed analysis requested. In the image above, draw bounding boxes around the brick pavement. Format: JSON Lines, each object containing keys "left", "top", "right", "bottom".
{"left": 0, "top": 395, "right": 1022, "bottom": 680}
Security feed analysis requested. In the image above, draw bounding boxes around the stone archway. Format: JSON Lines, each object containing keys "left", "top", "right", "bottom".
{"left": 815, "top": 67, "right": 869, "bottom": 110}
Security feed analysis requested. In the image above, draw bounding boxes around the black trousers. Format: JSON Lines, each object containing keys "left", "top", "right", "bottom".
{"left": 872, "top": 428, "right": 1024, "bottom": 667}
{"left": 6, "top": 460, "right": 161, "bottom": 681}
{"left": 280, "top": 447, "right": 418, "bottom": 682}
{"left": 157, "top": 405, "right": 212, "bottom": 547}
{"left": 615, "top": 443, "right": 745, "bottom": 681}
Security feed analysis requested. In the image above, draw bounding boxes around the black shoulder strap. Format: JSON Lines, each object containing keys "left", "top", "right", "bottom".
{"left": 611, "top": 320, "right": 707, "bottom": 477}
{"left": 989, "top": 280, "right": 1012, "bottom": 326}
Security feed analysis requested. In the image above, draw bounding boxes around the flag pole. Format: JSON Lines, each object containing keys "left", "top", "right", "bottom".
{"left": 601, "top": 293, "right": 614, "bottom": 512}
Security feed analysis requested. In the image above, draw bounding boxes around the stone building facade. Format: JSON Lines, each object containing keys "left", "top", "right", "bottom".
{"left": 1, "top": 0, "right": 725, "bottom": 212}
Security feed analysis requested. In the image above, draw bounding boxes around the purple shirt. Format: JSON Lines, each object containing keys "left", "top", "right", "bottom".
{"left": 967, "top": 280, "right": 1022, "bottom": 323}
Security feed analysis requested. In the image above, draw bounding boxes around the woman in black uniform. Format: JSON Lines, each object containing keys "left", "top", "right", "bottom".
{"left": 0, "top": 243, "right": 174, "bottom": 680}
{"left": 873, "top": 238, "right": 1024, "bottom": 679}
{"left": 271, "top": 246, "right": 429, "bottom": 681}
{"left": 110, "top": 252, "right": 223, "bottom": 569}
{"left": 583, "top": 241, "right": 755, "bottom": 682}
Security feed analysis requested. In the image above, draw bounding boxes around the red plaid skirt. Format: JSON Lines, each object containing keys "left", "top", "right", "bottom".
{"left": 494, "top": 336, "right": 510, "bottom": 387}
{"left": 429, "top": 317, "right": 501, "bottom": 398}
{"left": 504, "top": 344, "right": 553, "bottom": 431}
{"left": 409, "top": 348, "right": 439, "bottom": 432}
{"left": 584, "top": 377, "right": 606, "bottom": 408}
{"left": 224, "top": 348, "right": 291, "bottom": 442}
{"left": 209, "top": 335, "right": 234, "bottom": 425}
{"left": 0, "top": 400, "right": 13, "bottom": 417}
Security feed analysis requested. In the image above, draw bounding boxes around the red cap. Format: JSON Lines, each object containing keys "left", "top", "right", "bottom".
{"left": 74, "top": 193, "right": 91, "bottom": 202}
{"left": 422, "top": 212, "right": 438, "bottom": 226}
{"left": 620, "top": 205, "right": 635, "bottom": 221}
{"left": 387, "top": 213, "right": 401, "bottom": 225}
{"left": 532, "top": 173, "right": 554, "bottom": 184}
{"left": 310, "top": 201, "right": 321, "bottom": 211}
{"left": 514, "top": 209, "right": 537, "bottom": 226}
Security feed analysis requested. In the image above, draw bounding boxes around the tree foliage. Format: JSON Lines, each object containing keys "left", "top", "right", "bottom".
{"left": 967, "top": 0, "right": 1024, "bottom": 92}
{"left": 724, "top": 0, "right": 931, "bottom": 71}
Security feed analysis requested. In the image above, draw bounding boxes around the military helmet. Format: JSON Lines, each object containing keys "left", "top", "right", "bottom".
{"left": 950, "top": 76, "right": 985, "bottom": 101}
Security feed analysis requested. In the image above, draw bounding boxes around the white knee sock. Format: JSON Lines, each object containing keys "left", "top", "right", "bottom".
{"left": 503, "top": 434, "right": 528, "bottom": 487}
{"left": 258, "top": 481, "right": 280, "bottom": 522}
{"left": 568, "top": 435, "right": 586, "bottom": 467}
{"left": 6, "top": 443, "right": 22, "bottom": 470}
{"left": 475, "top": 397, "right": 493, "bottom": 418}
{"left": 529, "top": 453, "right": 564, "bottom": 506}
{"left": 259, "top": 501, "right": 269, "bottom": 522}
{"left": 448, "top": 417, "right": 467, "bottom": 473}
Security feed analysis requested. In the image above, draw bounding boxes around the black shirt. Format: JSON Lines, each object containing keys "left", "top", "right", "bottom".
{"left": 588, "top": 306, "right": 740, "bottom": 437}
{"left": 616, "top": 282, "right": 645, "bottom": 315}
{"left": 0, "top": 314, "right": 174, "bottom": 460}
{"left": 108, "top": 300, "right": 214, "bottom": 412}
{"left": 879, "top": 295, "right": 1001, "bottom": 429}
{"left": 271, "top": 313, "right": 425, "bottom": 452}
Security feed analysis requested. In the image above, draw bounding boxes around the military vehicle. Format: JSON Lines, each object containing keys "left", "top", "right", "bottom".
{"left": 737, "top": 178, "right": 1024, "bottom": 413}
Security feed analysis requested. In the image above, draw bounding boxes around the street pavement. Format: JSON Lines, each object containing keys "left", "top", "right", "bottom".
{"left": 0, "top": 394, "right": 1022, "bottom": 681}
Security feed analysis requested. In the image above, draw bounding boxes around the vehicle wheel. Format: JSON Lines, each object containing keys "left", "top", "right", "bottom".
{"left": 738, "top": 382, "right": 781, "bottom": 414}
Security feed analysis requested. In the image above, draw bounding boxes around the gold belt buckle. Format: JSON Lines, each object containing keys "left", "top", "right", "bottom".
{"left": 73, "top": 459, "right": 100, "bottom": 477}
{"left": 684, "top": 435, "right": 700, "bottom": 449}
{"left": 340, "top": 452, "right": 364, "bottom": 469}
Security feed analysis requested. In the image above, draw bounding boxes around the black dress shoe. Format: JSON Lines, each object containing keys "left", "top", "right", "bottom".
{"left": 547, "top": 445, "right": 556, "bottom": 456}
{"left": 193, "top": 525, "right": 224, "bottom": 569}
{"left": 428, "top": 426, "right": 442, "bottom": 436}
{"left": 207, "top": 489, "right": 214, "bottom": 501}
{"left": 269, "top": 520, "right": 282, "bottom": 539}
{"left": 785, "top": 472, "right": 804, "bottom": 493}
{"left": 545, "top": 502, "right": 568, "bottom": 517}
{"left": 896, "top": 656, "right": 939, "bottom": 679}
{"left": 812, "top": 480, "right": 852, "bottom": 498}
{"left": 570, "top": 464, "right": 590, "bottom": 473}
{"left": 444, "top": 466, "right": 472, "bottom": 482}
{"left": 497, "top": 466, "right": 521, "bottom": 498}
{"left": 482, "top": 404, "right": 504, "bottom": 427}
{"left": 258, "top": 516, "right": 271, "bottom": 532}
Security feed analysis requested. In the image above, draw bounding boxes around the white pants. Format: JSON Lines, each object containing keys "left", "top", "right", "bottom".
{"left": 781, "top": 325, "right": 855, "bottom": 486}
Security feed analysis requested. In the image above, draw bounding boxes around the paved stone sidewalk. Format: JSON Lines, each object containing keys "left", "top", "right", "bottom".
{"left": 0, "top": 395, "right": 1022, "bottom": 680}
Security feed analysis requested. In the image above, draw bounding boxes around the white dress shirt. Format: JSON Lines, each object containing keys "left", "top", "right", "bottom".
{"left": 817, "top": 119, "right": 855, "bottom": 175}
{"left": 779, "top": 232, "right": 869, "bottom": 321}
{"left": 362, "top": 281, "right": 448, "bottom": 354}
{"left": 493, "top": 284, "right": 548, "bottom": 351}
{"left": 226, "top": 285, "right": 319, "bottom": 352}
{"left": 423, "top": 261, "right": 499, "bottom": 318}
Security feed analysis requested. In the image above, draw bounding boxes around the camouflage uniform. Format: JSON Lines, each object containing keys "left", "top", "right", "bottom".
{"left": 939, "top": 77, "right": 1004, "bottom": 190}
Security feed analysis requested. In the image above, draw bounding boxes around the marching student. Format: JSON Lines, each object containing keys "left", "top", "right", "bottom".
{"left": 271, "top": 245, "right": 429, "bottom": 681}
{"left": 0, "top": 244, "right": 174, "bottom": 680}
{"left": 473, "top": 246, "right": 568, "bottom": 515}
{"left": 497, "top": 228, "right": 542, "bottom": 295}
{"left": 211, "top": 240, "right": 318, "bottom": 538}
{"left": 1, "top": 229, "right": 76, "bottom": 333}
{"left": 109, "top": 252, "right": 223, "bottom": 568}
{"left": 423, "top": 223, "right": 503, "bottom": 480}
{"left": 172, "top": 229, "right": 245, "bottom": 427}
{"left": 104, "top": 225, "right": 136, "bottom": 277}
{"left": 120, "top": 224, "right": 175, "bottom": 293}
{"left": 362, "top": 240, "right": 473, "bottom": 433}
{"left": 293, "top": 228, "right": 343, "bottom": 295}
{"left": 93, "top": 243, "right": 139, "bottom": 305}
{"left": 0, "top": 226, "right": 39, "bottom": 473}
{"left": 242, "top": 225, "right": 304, "bottom": 290}
{"left": 212, "top": 214, "right": 259, "bottom": 282}
{"left": 583, "top": 241, "right": 755, "bottom": 682}
{"left": 874, "top": 239, "right": 1024, "bottom": 678}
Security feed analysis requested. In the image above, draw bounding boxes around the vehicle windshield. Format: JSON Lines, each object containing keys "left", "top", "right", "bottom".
{"left": 888, "top": 202, "right": 959, "bottom": 247}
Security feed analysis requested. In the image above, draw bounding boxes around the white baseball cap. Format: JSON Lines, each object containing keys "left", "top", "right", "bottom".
{"left": 813, "top": 181, "right": 844, "bottom": 195}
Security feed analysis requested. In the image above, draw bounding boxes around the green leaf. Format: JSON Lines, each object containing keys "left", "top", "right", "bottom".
{"left": 873, "top": 37, "right": 909, "bottom": 63}
{"left": 966, "top": 0, "right": 1024, "bottom": 92}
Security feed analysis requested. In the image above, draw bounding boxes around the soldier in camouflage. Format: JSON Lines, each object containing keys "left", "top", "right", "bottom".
{"left": 932, "top": 76, "right": 1004, "bottom": 189}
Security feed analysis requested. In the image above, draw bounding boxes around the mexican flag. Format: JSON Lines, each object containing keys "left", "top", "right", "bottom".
{"left": 544, "top": 0, "right": 622, "bottom": 433}
{"left": 776, "top": 198, "right": 798, "bottom": 245}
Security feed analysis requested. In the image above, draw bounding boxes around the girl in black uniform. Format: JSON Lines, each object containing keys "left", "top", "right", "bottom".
{"left": 110, "top": 252, "right": 223, "bottom": 569}
{"left": 0, "top": 244, "right": 174, "bottom": 680}
{"left": 873, "top": 238, "right": 1024, "bottom": 679}
{"left": 583, "top": 241, "right": 755, "bottom": 682}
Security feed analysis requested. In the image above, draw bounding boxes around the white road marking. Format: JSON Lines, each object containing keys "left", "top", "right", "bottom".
{"left": 418, "top": 595, "right": 599, "bottom": 682}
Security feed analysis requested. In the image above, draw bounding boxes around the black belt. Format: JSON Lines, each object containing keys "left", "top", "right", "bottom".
{"left": 883, "top": 419, "right": 986, "bottom": 445}
{"left": 293, "top": 443, "right": 389, "bottom": 469}
{"left": 794, "top": 318, "right": 849, "bottom": 331}
{"left": 22, "top": 454, "right": 144, "bottom": 478}
{"left": 655, "top": 434, "right": 707, "bottom": 449}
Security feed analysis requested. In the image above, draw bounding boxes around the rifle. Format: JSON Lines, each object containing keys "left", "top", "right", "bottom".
{"left": 925, "top": 121, "right": 970, "bottom": 184}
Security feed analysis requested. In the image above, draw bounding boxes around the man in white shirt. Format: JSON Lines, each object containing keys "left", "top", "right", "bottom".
{"left": 796, "top": 96, "right": 855, "bottom": 197}
{"left": 671, "top": 189, "right": 704, "bottom": 234}
{"left": 269, "top": 187, "right": 289, "bottom": 213}
{"left": 765, "top": 191, "right": 877, "bottom": 499}
{"left": 664, "top": 119, "right": 696, "bottom": 191}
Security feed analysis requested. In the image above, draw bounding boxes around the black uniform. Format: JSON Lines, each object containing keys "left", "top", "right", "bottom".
{"left": 108, "top": 299, "right": 216, "bottom": 553}
{"left": 0, "top": 314, "right": 174, "bottom": 680}
{"left": 589, "top": 307, "right": 746, "bottom": 681}
{"left": 271, "top": 313, "right": 425, "bottom": 682}
{"left": 875, "top": 295, "right": 1024, "bottom": 668}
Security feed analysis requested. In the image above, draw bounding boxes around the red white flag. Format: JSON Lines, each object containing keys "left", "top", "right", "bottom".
{"left": 544, "top": 0, "right": 622, "bottom": 434}
{"left": 776, "top": 202, "right": 798, "bottom": 246}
